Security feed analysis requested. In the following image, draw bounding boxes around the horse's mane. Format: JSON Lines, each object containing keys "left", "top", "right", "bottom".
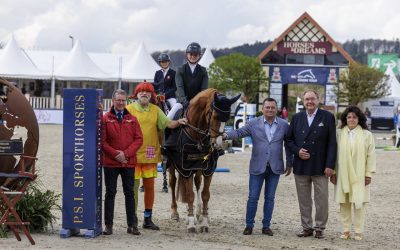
{"left": 186, "top": 88, "right": 218, "bottom": 138}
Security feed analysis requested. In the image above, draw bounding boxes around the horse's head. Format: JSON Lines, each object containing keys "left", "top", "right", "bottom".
{"left": 187, "top": 89, "right": 240, "bottom": 147}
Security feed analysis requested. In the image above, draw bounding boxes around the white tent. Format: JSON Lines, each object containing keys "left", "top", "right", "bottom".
{"left": 385, "top": 64, "right": 400, "bottom": 98}
{"left": 0, "top": 35, "right": 50, "bottom": 79}
{"left": 199, "top": 48, "right": 215, "bottom": 69}
{"left": 119, "top": 42, "right": 159, "bottom": 82}
{"left": 55, "top": 39, "right": 116, "bottom": 81}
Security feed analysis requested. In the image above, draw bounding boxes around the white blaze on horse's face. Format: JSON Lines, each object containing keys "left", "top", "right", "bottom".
{"left": 214, "top": 122, "right": 225, "bottom": 147}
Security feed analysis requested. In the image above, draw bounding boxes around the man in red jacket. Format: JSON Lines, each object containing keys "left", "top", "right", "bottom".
{"left": 102, "top": 89, "right": 143, "bottom": 236}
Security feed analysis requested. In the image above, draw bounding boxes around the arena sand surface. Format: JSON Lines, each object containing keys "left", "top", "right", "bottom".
{"left": 1, "top": 125, "right": 399, "bottom": 250}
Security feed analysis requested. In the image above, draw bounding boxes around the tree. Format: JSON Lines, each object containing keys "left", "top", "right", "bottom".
{"left": 334, "top": 62, "right": 390, "bottom": 105}
{"left": 208, "top": 53, "right": 267, "bottom": 103}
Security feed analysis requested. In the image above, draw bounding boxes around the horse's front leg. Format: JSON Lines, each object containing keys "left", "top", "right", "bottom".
{"left": 194, "top": 171, "right": 202, "bottom": 220}
{"left": 168, "top": 163, "right": 179, "bottom": 221}
{"left": 185, "top": 176, "right": 196, "bottom": 233}
{"left": 199, "top": 174, "right": 213, "bottom": 233}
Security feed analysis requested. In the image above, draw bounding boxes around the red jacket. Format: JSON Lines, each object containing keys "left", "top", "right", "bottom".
{"left": 102, "top": 107, "right": 143, "bottom": 168}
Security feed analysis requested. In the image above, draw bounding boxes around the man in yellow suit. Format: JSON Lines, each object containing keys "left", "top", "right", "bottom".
{"left": 126, "top": 82, "right": 186, "bottom": 230}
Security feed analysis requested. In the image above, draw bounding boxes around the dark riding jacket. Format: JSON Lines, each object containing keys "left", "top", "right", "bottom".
{"left": 175, "top": 63, "right": 208, "bottom": 103}
{"left": 153, "top": 68, "right": 176, "bottom": 100}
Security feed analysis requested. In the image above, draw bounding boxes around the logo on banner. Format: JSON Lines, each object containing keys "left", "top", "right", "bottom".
{"left": 327, "top": 68, "right": 337, "bottom": 83}
{"left": 371, "top": 58, "right": 380, "bottom": 69}
{"left": 292, "top": 69, "right": 317, "bottom": 83}
{"left": 277, "top": 41, "right": 332, "bottom": 55}
{"left": 271, "top": 67, "right": 282, "bottom": 82}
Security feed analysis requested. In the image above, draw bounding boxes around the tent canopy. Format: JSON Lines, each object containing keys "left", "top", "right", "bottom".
{"left": 119, "top": 42, "right": 160, "bottom": 82}
{"left": 1, "top": 35, "right": 161, "bottom": 82}
{"left": 385, "top": 64, "right": 400, "bottom": 98}
{"left": 55, "top": 39, "right": 117, "bottom": 81}
{"left": 0, "top": 35, "right": 50, "bottom": 79}
{"left": 199, "top": 48, "right": 215, "bottom": 69}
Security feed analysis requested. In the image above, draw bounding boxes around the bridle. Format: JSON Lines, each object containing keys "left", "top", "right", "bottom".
{"left": 184, "top": 99, "right": 230, "bottom": 140}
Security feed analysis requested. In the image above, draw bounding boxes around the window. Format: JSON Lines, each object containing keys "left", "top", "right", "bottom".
{"left": 285, "top": 54, "right": 324, "bottom": 65}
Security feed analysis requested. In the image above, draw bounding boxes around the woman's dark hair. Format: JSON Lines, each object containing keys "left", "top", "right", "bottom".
{"left": 340, "top": 105, "right": 368, "bottom": 130}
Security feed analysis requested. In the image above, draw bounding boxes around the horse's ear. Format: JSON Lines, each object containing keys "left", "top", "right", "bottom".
{"left": 230, "top": 94, "right": 241, "bottom": 104}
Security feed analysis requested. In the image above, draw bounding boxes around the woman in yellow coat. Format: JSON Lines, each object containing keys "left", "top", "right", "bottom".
{"left": 330, "top": 106, "right": 376, "bottom": 241}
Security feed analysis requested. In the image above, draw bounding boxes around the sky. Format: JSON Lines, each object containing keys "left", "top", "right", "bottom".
{"left": 1, "top": 0, "right": 400, "bottom": 54}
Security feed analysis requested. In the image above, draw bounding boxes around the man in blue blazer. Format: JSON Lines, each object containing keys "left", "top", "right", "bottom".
{"left": 286, "top": 90, "right": 337, "bottom": 239}
{"left": 223, "top": 98, "right": 293, "bottom": 236}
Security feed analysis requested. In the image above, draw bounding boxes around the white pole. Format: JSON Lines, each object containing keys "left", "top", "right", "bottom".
{"left": 50, "top": 56, "right": 55, "bottom": 109}
{"left": 118, "top": 56, "right": 122, "bottom": 89}
{"left": 241, "top": 103, "right": 247, "bottom": 151}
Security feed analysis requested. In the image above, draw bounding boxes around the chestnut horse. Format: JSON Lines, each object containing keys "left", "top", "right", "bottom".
{"left": 163, "top": 88, "right": 240, "bottom": 233}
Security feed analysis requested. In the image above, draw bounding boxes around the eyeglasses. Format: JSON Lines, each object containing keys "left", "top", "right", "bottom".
{"left": 114, "top": 99, "right": 126, "bottom": 103}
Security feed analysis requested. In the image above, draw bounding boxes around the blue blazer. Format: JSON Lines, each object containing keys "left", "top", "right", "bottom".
{"left": 226, "top": 116, "right": 293, "bottom": 175}
{"left": 153, "top": 68, "right": 176, "bottom": 100}
{"left": 286, "top": 109, "right": 337, "bottom": 176}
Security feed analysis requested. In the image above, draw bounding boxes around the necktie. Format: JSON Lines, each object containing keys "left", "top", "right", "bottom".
{"left": 117, "top": 112, "right": 123, "bottom": 122}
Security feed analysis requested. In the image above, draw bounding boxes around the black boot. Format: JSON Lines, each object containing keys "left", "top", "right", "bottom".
{"left": 143, "top": 216, "right": 160, "bottom": 230}
{"left": 103, "top": 225, "right": 113, "bottom": 235}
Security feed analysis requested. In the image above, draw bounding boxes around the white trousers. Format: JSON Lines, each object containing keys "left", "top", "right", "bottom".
{"left": 167, "top": 102, "right": 182, "bottom": 120}
{"left": 340, "top": 201, "right": 367, "bottom": 234}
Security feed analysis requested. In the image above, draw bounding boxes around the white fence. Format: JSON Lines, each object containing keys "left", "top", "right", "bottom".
{"left": 27, "top": 95, "right": 112, "bottom": 110}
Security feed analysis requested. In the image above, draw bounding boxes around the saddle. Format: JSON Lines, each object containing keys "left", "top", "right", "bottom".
{"left": 163, "top": 108, "right": 219, "bottom": 178}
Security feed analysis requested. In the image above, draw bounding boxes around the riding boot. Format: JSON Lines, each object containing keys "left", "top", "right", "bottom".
{"left": 143, "top": 210, "right": 160, "bottom": 230}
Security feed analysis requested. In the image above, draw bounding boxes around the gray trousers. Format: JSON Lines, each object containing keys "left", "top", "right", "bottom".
{"left": 294, "top": 174, "right": 329, "bottom": 231}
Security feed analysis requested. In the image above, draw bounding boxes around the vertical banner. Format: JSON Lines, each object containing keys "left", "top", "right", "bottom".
{"left": 61, "top": 89, "right": 103, "bottom": 238}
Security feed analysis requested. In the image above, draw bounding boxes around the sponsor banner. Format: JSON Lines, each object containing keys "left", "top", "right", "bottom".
{"left": 270, "top": 66, "right": 338, "bottom": 85}
{"left": 34, "top": 109, "right": 63, "bottom": 124}
{"left": 277, "top": 41, "right": 332, "bottom": 55}
{"left": 61, "top": 89, "right": 103, "bottom": 236}
{"left": 325, "top": 85, "right": 337, "bottom": 105}
{"left": 371, "top": 99, "right": 395, "bottom": 119}
{"left": 368, "top": 54, "right": 399, "bottom": 74}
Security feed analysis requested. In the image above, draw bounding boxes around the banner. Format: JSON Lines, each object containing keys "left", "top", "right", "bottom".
{"left": 34, "top": 109, "right": 63, "bottom": 124}
{"left": 270, "top": 66, "right": 338, "bottom": 85}
{"left": 61, "top": 89, "right": 103, "bottom": 238}
{"left": 368, "top": 54, "right": 399, "bottom": 74}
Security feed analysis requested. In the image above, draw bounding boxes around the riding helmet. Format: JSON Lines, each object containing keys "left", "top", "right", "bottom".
{"left": 158, "top": 53, "right": 170, "bottom": 62}
{"left": 186, "top": 42, "right": 201, "bottom": 55}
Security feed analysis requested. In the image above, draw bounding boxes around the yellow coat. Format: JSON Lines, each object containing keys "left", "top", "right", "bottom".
{"left": 126, "top": 103, "right": 168, "bottom": 164}
{"left": 334, "top": 125, "right": 376, "bottom": 209}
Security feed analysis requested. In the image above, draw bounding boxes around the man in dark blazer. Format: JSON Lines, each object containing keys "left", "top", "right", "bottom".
{"left": 286, "top": 90, "right": 336, "bottom": 239}
{"left": 153, "top": 53, "right": 177, "bottom": 111}
{"left": 224, "top": 98, "right": 293, "bottom": 236}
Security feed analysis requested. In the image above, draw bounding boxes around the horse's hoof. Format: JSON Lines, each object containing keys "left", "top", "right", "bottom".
{"left": 171, "top": 214, "right": 179, "bottom": 221}
{"left": 188, "top": 227, "right": 196, "bottom": 233}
